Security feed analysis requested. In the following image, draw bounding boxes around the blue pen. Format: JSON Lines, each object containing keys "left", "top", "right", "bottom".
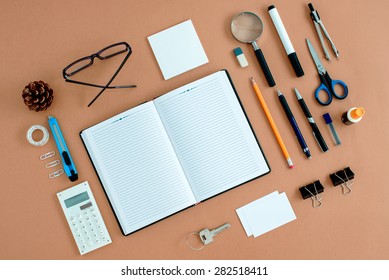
{"left": 277, "top": 89, "right": 311, "bottom": 159}
{"left": 48, "top": 115, "right": 78, "bottom": 181}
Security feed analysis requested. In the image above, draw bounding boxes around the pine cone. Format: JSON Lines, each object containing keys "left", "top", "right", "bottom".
{"left": 22, "top": 80, "right": 54, "bottom": 112}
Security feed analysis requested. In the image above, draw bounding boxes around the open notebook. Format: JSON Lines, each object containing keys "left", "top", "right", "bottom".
{"left": 80, "top": 70, "right": 270, "bottom": 235}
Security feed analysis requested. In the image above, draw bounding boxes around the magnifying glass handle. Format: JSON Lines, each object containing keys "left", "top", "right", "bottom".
{"left": 253, "top": 43, "right": 276, "bottom": 87}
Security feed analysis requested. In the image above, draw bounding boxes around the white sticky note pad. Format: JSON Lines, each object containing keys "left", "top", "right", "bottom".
{"left": 148, "top": 19, "right": 209, "bottom": 80}
{"left": 236, "top": 191, "right": 279, "bottom": 237}
{"left": 244, "top": 192, "right": 296, "bottom": 238}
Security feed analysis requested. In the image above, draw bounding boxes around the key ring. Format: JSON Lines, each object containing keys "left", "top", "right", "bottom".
{"left": 186, "top": 232, "right": 205, "bottom": 251}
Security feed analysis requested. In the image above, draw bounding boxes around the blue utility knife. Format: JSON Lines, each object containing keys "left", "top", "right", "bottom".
{"left": 48, "top": 115, "right": 78, "bottom": 182}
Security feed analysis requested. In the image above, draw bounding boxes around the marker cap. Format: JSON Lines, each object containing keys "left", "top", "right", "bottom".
{"left": 268, "top": 5, "right": 304, "bottom": 77}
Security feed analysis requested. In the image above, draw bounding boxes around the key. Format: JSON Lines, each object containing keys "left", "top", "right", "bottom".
{"left": 199, "top": 223, "right": 231, "bottom": 245}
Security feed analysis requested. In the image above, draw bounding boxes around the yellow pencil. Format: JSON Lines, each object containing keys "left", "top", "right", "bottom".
{"left": 250, "top": 77, "right": 294, "bottom": 168}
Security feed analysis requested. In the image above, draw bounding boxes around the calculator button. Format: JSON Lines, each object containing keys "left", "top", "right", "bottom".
{"left": 88, "top": 242, "right": 93, "bottom": 247}
{"left": 70, "top": 216, "right": 74, "bottom": 221}
{"left": 79, "top": 239, "right": 84, "bottom": 244}
{"left": 95, "top": 239, "right": 100, "bottom": 244}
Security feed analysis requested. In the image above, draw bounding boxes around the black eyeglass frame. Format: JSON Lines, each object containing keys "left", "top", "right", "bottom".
{"left": 62, "top": 42, "right": 136, "bottom": 107}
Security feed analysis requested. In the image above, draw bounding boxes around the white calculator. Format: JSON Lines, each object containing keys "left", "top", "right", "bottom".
{"left": 57, "top": 181, "right": 112, "bottom": 255}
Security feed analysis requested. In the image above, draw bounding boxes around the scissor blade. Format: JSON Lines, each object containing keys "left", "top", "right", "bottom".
{"left": 306, "top": 38, "right": 326, "bottom": 74}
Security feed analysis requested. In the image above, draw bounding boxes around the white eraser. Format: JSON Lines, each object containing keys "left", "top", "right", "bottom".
{"left": 233, "top": 47, "right": 249, "bottom": 68}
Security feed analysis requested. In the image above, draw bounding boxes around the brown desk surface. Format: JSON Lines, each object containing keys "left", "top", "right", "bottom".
{"left": 1, "top": 0, "right": 388, "bottom": 259}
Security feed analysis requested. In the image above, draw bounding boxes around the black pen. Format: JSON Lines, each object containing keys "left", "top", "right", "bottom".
{"left": 277, "top": 89, "right": 311, "bottom": 159}
{"left": 294, "top": 88, "right": 329, "bottom": 152}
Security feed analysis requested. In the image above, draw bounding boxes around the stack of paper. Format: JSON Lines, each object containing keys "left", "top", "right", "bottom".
{"left": 236, "top": 191, "right": 296, "bottom": 237}
{"left": 148, "top": 19, "right": 209, "bottom": 80}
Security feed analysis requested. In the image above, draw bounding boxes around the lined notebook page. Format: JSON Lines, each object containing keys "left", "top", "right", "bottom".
{"left": 81, "top": 102, "right": 196, "bottom": 235}
{"left": 154, "top": 71, "right": 270, "bottom": 201}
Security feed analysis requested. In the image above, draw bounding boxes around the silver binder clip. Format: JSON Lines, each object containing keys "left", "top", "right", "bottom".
{"left": 308, "top": 3, "right": 339, "bottom": 61}
{"left": 337, "top": 176, "right": 353, "bottom": 195}
{"left": 305, "top": 184, "right": 322, "bottom": 208}
{"left": 300, "top": 180, "right": 324, "bottom": 208}
{"left": 330, "top": 167, "right": 354, "bottom": 195}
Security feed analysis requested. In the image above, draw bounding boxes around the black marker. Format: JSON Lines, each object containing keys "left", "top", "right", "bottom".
{"left": 268, "top": 5, "right": 304, "bottom": 77}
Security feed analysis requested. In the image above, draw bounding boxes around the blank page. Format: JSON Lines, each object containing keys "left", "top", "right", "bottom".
{"left": 154, "top": 70, "right": 270, "bottom": 201}
{"left": 81, "top": 102, "right": 196, "bottom": 235}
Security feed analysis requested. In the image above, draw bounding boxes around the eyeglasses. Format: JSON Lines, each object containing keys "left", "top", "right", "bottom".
{"left": 63, "top": 42, "right": 136, "bottom": 107}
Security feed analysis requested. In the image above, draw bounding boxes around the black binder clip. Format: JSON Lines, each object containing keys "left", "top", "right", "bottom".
{"left": 299, "top": 180, "right": 324, "bottom": 208}
{"left": 330, "top": 167, "right": 354, "bottom": 195}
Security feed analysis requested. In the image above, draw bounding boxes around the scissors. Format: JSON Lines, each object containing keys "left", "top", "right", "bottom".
{"left": 306, "top": 38, "right": 348, "bottom": 106}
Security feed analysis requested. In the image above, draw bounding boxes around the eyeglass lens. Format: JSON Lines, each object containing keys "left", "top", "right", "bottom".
{"left": 98, "top": 44, "right": 128, "bottom": 59}
{"left": 66, "top": 44, "right": 128, "bottom": 76}
{"left": 66, "top": 58, "right": 93, "bottom": 76}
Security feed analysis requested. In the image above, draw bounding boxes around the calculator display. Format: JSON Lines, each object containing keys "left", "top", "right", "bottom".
{"left": 64, "top": 191, "right": 89, "bottom": 208}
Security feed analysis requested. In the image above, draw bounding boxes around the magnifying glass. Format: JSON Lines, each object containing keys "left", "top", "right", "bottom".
{"left": 231, "top": 12, "right": 276, "bottom": 87}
